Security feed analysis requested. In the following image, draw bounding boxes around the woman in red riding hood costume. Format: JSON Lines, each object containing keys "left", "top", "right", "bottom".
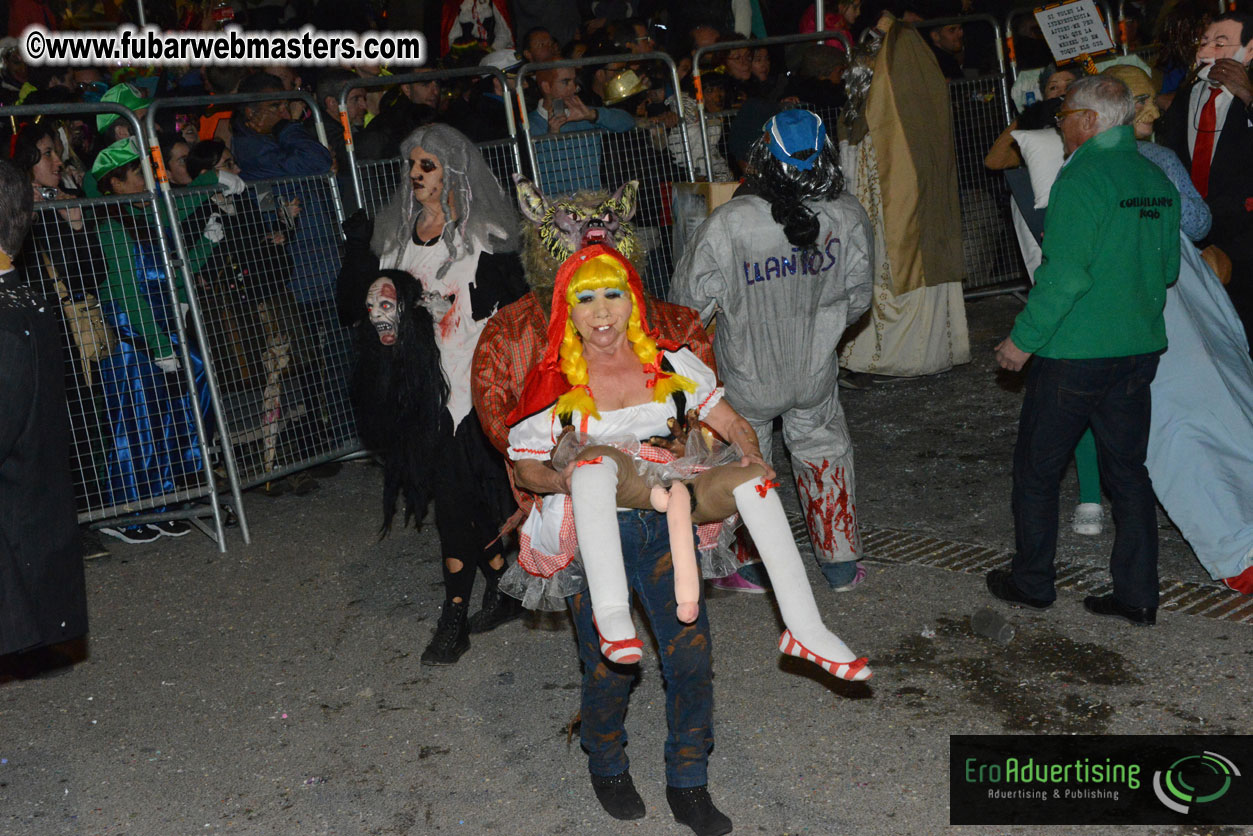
{"left": 504, "top": 244, "right": 872, "bottom": 681}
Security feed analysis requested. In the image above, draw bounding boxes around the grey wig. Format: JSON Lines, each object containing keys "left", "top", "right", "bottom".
{"left": 841, "top": 27, "right": 885, "bottom": 129}
{"left": 744, "top": 115, "right": 845, "bottom": 255}
{"left": 370, "top": 123, "right": 519, "bottom": 279}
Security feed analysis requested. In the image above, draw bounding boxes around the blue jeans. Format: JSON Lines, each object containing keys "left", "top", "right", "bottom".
{"left": 1011, "top": 353, "right": 1161, "bottom": 609}
{"left": 567, "top": 509, "right": 714, "bottom": 788}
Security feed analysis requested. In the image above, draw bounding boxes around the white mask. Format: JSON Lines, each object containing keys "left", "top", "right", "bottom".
{"left": 1197, "top": 45, "right": 1249, "bottom": 85}
{"left": 366, "top": 278, "right": 400, "bottom": 346}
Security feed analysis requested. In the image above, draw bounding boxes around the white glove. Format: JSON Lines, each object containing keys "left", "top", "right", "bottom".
{"left": 217, "top": 170, "right": 246, "bottom": 195}
{"left": 154, "top": 354, "right": 181, "bottom": 373}
{"left": 202, "top": 212, "right": 225, "bottom": 244}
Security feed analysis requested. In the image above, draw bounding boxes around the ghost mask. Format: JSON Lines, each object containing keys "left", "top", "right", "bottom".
{"left": 367, "top": 277, "right": 401, "bottom": 345}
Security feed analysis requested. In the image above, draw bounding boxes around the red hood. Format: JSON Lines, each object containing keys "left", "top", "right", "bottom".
{"left": 506, "top": 244, "right": 678, "bottom": 426}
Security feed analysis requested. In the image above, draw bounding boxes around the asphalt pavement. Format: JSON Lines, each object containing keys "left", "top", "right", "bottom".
{"left": 2, "top": 295, "right": 1248, "bottom": 836}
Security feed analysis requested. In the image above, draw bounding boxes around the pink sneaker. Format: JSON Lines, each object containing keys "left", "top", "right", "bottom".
{"left": 710, "top": 572, "right": 766, "bottom": 594}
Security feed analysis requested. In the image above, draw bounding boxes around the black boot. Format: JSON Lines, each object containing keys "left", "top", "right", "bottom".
{"left": 666, "top": 785, "right": 732, "bottom": 836}
{"left": 591, "top": 771, "right": 646, "bottom": 820}
{"left": 420, "top": 600, "right": 470, "bottom": 666}
{"left": 468, "top": 580, "right": 524, "bottom": 634}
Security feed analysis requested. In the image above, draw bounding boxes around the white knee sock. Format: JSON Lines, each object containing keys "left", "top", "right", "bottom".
{"left": 732, "top": 477, "right": 859, "bottom": 666}
{"left": 571, "top": 458, "right": 636, "bottom": 645}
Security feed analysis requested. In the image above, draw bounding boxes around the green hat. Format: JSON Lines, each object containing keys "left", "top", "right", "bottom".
{"left": 96, "top": 83, "right": 148, "bottom": 133}
{"left": 91, "top": 137, "right": 142, "bottom": 180}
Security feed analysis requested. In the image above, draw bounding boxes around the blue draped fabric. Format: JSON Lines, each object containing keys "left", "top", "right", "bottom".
{"left": 1147, "top": 236, "right": 1253, "bottom": 581}
{"left": 96, "top": 240, "right": 213, "bottom": 507}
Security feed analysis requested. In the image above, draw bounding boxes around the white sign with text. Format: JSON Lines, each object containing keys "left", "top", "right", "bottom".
{"left": 1034, "top": 0, "right": 1114, "bottom": 63}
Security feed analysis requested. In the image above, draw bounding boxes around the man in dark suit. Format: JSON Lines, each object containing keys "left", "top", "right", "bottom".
{"left": 1158, "top": 11, "right": 1253, "bottom": 351}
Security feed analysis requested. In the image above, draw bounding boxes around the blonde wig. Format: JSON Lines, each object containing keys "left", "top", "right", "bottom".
{"left": 553, "top": 254, "right": 696, "bottom": 421}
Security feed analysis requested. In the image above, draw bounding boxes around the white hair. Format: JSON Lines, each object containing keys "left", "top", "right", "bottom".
{"left": 1065, "top": 75, "right": 1135, "bottom": 133}
{"left": 371, "top": 124, "right": 518, "bottom": 280}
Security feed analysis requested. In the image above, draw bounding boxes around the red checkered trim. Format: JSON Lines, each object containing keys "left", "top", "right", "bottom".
{"left": 517, "top": 529, "right": 577, "bottom": 578}
{"left": 636, "top": 443, "right": 676, "bottom": 464}
{"left": 696, "top": 521, "right": 721, "bottom": 550}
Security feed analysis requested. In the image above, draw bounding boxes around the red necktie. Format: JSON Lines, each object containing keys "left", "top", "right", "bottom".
{"left": 1190, "top": 86, "right": 1222, "bottom": 198}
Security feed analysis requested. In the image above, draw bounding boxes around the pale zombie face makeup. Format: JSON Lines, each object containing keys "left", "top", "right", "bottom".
{"left": 409, "top": 145, "right": 444, "bottom": 206}
{"left": 367, "top": 277, "right": 400, "bottom": 345}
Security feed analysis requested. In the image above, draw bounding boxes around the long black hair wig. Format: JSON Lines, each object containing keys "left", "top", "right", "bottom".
{"left": 350, "top": 269, "right": 449, "bottom": 536}
{"left": 744, "top": 117, "right": 845, "bottom": 257}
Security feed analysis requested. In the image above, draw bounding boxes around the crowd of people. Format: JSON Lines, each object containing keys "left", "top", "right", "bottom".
{"left": 3, "top": 1, "right": 1253, "bottom": 834}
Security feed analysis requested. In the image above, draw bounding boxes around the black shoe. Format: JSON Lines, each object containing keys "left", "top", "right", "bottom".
{"left": 309, "top": 461, "right": 343, "bottom": 479}
{"left": 420, "top": 600, "right": 470, "bottom": 666}
{"left": 838, "top": 369, "right": 872, "bottom": 390}
{"left": 287, "top": 471, "right": 319, "bottom": 496}
{"left": 151, "top": 520, "right": 192, "bottom": 538}
{"left": 591, "top": 771, "right": 646, "bottom": 821}
{"left": 468, "top": 584, "right": 524, "bottom": 634}
{"left": 99, "top": 524, "right": 161, "bottom": 544}
{"left": 666, "top": 785, "right": 732, "bottom": 836}
{"left": 80, "top": 527, "right": 110, "bottom": 560}
{"left": 1083, "top": 594, "right": 1156, "bottom": 626}
{"left": 986, "top": 568, "right": 1053, "bottom": 610}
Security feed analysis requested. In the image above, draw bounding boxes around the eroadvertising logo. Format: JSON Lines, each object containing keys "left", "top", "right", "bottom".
{"left": 949, "top": 735, "right": 1252, "bottom": 826}
{"left": 1152, "top": 750, "right": 1240, "bottom": 815}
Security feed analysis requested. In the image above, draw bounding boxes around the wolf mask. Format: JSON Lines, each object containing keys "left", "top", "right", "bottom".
{"left": 514, "top": 176, "right": 641, "bottom": 312}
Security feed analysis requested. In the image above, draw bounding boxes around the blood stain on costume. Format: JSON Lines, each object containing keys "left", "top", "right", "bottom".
{"left": 797, "top": 459, "right": 856, "bottom": 556}
{"left": 438, "top": 299, "right": 459, "bottom": 342}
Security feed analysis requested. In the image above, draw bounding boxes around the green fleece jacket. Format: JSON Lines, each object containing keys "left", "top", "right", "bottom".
{"left": 1010, "top": 125, "right": 1181, "bottom": 359}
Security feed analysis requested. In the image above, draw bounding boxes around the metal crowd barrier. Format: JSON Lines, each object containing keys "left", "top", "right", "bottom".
{"left": 692, "top": 30, "right": 852, "bottom": 182}
{"left": 147, "top": 92, "right": 360, "bottom": 504}
{"left": 336, "top": 66, "right": 524, "bottom": 217}
{"left": 7, "top": 102, "right": 233, "bottom": 550}
{"left": 696, "top": 20, "right": 1023, "bottom": 297}
{"left": 945, "top": 73, "right": 1028, "bottom": 296}
{"left": 915, "top": 15, "right": 1025, "bottom": 295}
{"left": 515, "top": 52, "right": 694, "bottom": 298}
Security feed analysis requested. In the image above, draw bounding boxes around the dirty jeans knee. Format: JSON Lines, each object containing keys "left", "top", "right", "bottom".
{"left": 569, "top": 587, "right": 634, "bottom": 778}
{"left": 624, "top": 510, "right": 714, "bottom": 787}
{"left": 567, "top": 510, "right": 714, "bottom": 786}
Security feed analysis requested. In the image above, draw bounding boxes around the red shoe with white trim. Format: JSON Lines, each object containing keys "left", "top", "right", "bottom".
{"left": 779, "top": 629, "right": 872, "bottom": 681}
{"left": 593, "top": 617, "right": 643, "bottom": 664}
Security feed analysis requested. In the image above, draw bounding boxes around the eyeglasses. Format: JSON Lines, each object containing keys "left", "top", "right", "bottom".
{"left": 1054, "top": 107, "right": 1093, "bottom": 124}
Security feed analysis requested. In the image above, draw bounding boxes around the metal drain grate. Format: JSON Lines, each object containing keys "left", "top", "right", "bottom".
{"left": 841, "top": 523, "right": 1251, "bottom": 625}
